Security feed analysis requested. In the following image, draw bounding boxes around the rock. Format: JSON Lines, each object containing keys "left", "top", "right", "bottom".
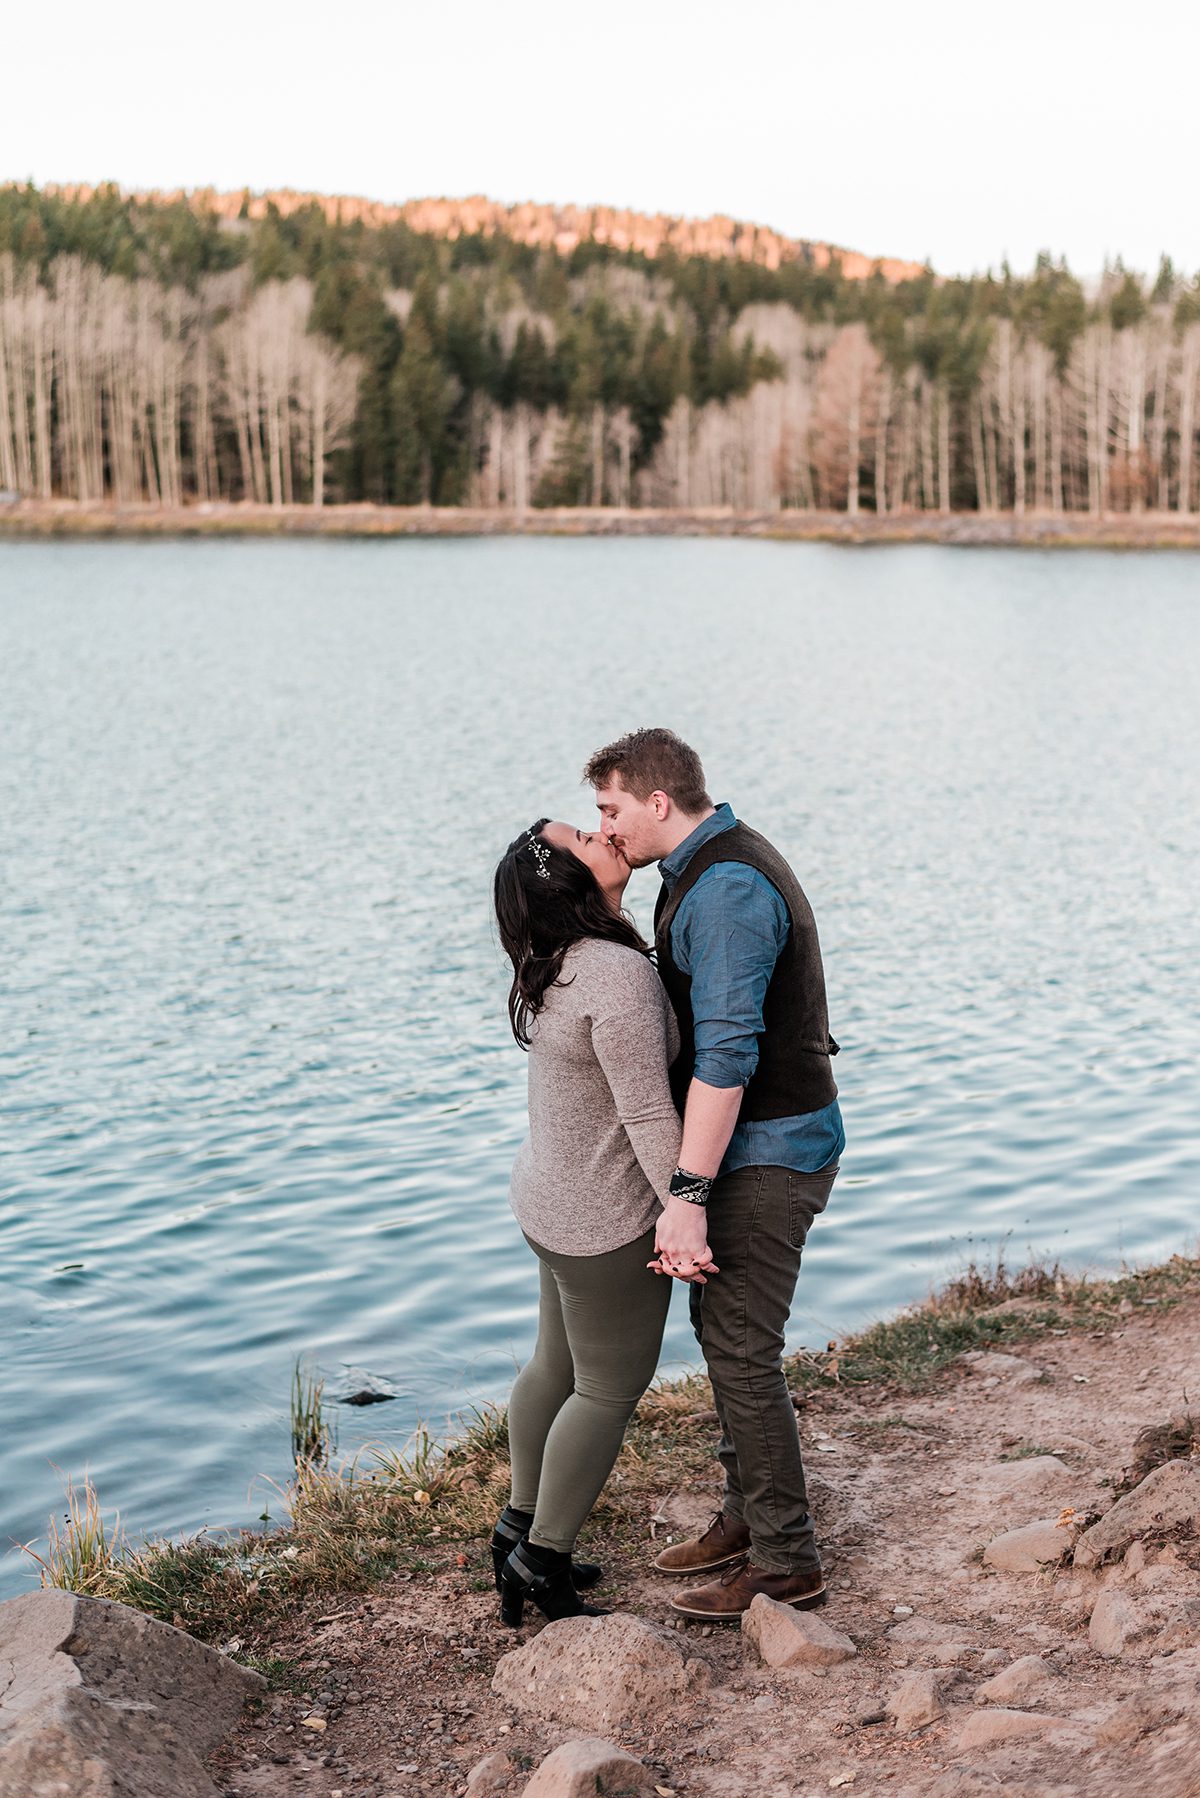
{"left": 976, "top": 1455, "right": 1072, "bottom": 1496}
{"left": 520, "top": 1738, "right": 655, "bottom": 1797}
{"left": 331, "top": 1369, "right": 396, "bottom": 1406}
{"left": 977, "top": 1649, "right": 1007, "bottom": 1669}
{"left": 960, "top": 1351, "right": 1041, "bottom": 1386}
{"left": 1151, "top": 1598, "right": 1200, "bottom": 1653}
{"left": 0, "top": 1590, "right": 264, "bottom": 1798}
{"left": 1089, "top": 1590, "right": 1152, "bottom": 1658}
{"left": 1094, "top": 1684, "right": 1190, "bottom": 1746}
{"left": 889, "top": 1616, "right": 975, "bottom": 1646}
{"left": 930, "top": 1643, "right": 975, "bottom": 1666}
{"left": 741, "top": 1595, "right": 856, "bottom": 1669}
{"left": 1074, "top": 1460, "right": 1200, "bottom": 1569}
{"left": 887, "top": 1670, "right": 947, "bottom": 1732}
{"left": 983, "top": 1520, "right": 1075, "bottom": 1573}
{"left": 467, "top": 1750, "right": 515, "bottom": 1795}
{"left": 975, "top": 1655, "right": 1055, "bottom": 1704}
{"left": 492, "top": 1613, "right": 709, "bottom": 1729}
{"left": 956, "top": 1708, "right": 1066, "bottom": 1751}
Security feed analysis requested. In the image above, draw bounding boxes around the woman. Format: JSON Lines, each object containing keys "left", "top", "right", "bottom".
{"left": 491, "top": 817, "right": 683, "bottom": 1626}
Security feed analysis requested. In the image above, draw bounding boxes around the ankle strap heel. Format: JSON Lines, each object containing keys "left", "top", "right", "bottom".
{"left": 497, "top": 1540, "right": 607, "bottom": 1628}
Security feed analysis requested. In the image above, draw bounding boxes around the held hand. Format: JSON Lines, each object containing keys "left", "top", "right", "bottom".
{"left": 648, "top": 1195, "right": 719, "bottom": 1284}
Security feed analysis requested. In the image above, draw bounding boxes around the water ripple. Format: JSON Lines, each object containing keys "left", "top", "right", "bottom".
{"left": 2, "top": 538, "right": 1198, "bottom": 1593}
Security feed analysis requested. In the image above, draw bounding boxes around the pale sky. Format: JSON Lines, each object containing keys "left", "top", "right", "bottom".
{"left": 5, "top": 0, "right": 1198, "bottom": 280}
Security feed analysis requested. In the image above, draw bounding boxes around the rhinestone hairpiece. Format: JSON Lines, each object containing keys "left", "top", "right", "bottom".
{"left": 526, "top": 833, "right": 551, "bottom": 880}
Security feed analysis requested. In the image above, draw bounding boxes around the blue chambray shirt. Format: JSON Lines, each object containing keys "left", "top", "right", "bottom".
{"left": 658, "top": 803, "right": 845, "bottom": 1176}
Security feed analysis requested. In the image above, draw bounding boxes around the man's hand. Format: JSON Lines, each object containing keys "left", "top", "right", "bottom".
{"left": 649, "top": 1195, "right": 719, "bottom": 1283}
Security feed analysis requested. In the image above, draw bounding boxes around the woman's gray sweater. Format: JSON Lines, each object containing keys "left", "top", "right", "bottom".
{"left": 509, "top": 938, "right": 682, "bottom": 1256}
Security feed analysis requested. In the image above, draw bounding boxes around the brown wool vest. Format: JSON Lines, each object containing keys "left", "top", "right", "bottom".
{"left": 653, "top": 821, "right": 839, "bottom": 1120}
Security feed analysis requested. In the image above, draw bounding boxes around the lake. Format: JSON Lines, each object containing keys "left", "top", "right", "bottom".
{"left": 2, "top": 535, "right": 1197, "bottom": 1595}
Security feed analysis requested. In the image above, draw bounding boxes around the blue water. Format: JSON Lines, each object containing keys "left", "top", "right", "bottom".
{"left": 2, "top": 537, "right": 1197, "bottom": 1595}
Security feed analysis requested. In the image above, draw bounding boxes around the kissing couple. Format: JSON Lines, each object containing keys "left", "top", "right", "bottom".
{"left": 491, "top": 728, "right": 843, "bottom": 1629}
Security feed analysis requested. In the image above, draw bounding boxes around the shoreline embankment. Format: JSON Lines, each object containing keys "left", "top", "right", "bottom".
{"left": 4, "top": 500, "right": 1200, "bottom": 548}
{"left": 12, "top": 1252, "right": 1200, "bottom": 1797}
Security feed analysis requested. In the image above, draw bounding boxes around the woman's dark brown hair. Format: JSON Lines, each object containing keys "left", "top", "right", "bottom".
{"left": 493, "top": 819, "right": 648, "bottom": 1048}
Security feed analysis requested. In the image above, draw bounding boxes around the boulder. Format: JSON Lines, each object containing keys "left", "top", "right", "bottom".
{"left": 982, "top": 1520, "right": 1074, "bottom": 1573}
{"left": 741, "top": 1596, "right": 856, "bottom": 1669}
{"left": 492, "top": 1613, "right": 709, "bottom": 1729}
{"left": 956, "top": 1708, "right": 1066, "bottom": 1751}
{"left": 1089, "top": 1590, "right": 1152, "bottom": 1658}
{"left": 521, "top": 1738, "right": 655, "bottom": 1797}
{"left": 975, "top": 1655, "right": 1055, "bottom": 1705}
{"left": 0, "top": 1590, "right": 264, "bottom": 1798}
{"left": 1074, "top": 1461, "right": 1200, "bottom": 1569}
{"left": 887, "top": 1670, "right": 947, "bottom": 1732}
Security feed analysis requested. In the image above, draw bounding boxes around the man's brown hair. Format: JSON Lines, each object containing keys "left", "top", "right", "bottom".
{"left": 583, "top": 728, "right": 712, "bottom": 815}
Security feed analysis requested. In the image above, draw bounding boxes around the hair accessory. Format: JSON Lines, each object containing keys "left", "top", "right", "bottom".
{"left": 526, "top": 833, "right": 551, "bottom": 880}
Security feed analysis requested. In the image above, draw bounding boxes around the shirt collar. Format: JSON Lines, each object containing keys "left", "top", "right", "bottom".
{"left": 659, "top": 802, "right": 737, "bottom": 892}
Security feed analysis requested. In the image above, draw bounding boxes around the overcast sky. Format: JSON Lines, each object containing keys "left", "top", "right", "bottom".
{"left": 5, "top": 0, "right": 1197, "bottom": 280}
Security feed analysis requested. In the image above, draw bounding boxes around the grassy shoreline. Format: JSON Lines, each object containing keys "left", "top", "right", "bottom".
{"left": 4, "top": 500, "right": 1200, "bottom": 549}
{"left": 24, "top": 1249, "right": 1199, "bottom": 1670}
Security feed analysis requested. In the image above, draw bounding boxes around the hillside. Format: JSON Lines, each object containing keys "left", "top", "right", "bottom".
{"left": 40, "top": 183, "right": 926, "bottom": 284}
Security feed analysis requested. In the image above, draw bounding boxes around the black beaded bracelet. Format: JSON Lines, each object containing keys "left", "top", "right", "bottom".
{"left": 669, "top": 1166, "right": 714, "bottom": 1207}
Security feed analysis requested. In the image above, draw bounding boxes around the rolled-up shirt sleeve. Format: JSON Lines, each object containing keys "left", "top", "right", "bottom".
{"left": 673, "top": 866, "right": 791, "bottom": 1089}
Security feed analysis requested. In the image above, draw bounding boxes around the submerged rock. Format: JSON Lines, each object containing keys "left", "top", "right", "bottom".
{"left": 330, "top": 1368, "right": 397, "bottom": 1405}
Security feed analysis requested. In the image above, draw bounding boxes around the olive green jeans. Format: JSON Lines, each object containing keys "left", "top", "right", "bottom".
{"left": 508, "top": 1225, "right": 671, "bottom": 1554}
{"left": 688, "top": 1161, "right": 838, "bottom": 1574}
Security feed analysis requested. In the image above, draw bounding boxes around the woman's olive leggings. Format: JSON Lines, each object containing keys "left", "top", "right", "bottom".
{"left": 508, "top": 1225, "right": 671, "bottom": 1554}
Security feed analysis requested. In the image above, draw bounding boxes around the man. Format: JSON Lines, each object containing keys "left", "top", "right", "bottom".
{"left": 584, "top": 728, "right": 843, "bottom": 1619}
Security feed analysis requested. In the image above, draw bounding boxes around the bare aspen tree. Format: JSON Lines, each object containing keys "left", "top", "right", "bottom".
{"left": 812, "top": 323, "right": 878, "bottom": 511}
{"left": 301, "top": 330, "right": 360, "bottom": 505}
{"left": 875, "top": 369, "right": 892, "bottom": 513}
{"left": 1177, "top": 324, "right": 1200, "bottom": 515}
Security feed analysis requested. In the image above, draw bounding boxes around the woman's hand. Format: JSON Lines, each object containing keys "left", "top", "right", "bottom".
{"left": 648, "top": 1196, "right": 719, "bottom": 1283}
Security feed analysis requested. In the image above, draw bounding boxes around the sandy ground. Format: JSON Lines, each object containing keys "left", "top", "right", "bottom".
{"left": 204, "top": 1287, "right": 1200, "bottom": 1798}
{"left": 4, "top": 500, "right": 1200, "bottom": 548}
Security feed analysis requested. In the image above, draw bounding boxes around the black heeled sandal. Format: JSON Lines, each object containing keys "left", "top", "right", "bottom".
{"left": 499, "top": 1538, "right": 608, "bottom": 1628}
{"left": 490, "top": 1507, "right": 603, "bottom": 1593}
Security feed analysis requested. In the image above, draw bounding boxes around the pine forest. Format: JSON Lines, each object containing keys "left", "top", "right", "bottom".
{"left": 2, "top": 183, "right": 1199, "bottom": 515}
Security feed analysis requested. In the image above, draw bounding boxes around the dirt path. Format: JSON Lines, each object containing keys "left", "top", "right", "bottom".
{"left": 210, "top": 1287, "right": 1200, "bottom": 1798}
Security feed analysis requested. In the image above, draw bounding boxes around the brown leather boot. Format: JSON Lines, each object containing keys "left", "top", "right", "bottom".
{"left": 669, "top": 1553, "right": 826, "bottom": 1620}
{"left": 652, "top": 1510, "right": 751, "bottom": 1576}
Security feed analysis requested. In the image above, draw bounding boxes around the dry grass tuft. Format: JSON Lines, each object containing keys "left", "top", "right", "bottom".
{"left": 934, "top": 1253, "right": 1065, "bottom": 1313}
{"left": 1123, "top": 1412, "right": 1199, "bottom": 1490}
{"left": 22, "top": 1473, "right": 131, "bottom": 1598}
